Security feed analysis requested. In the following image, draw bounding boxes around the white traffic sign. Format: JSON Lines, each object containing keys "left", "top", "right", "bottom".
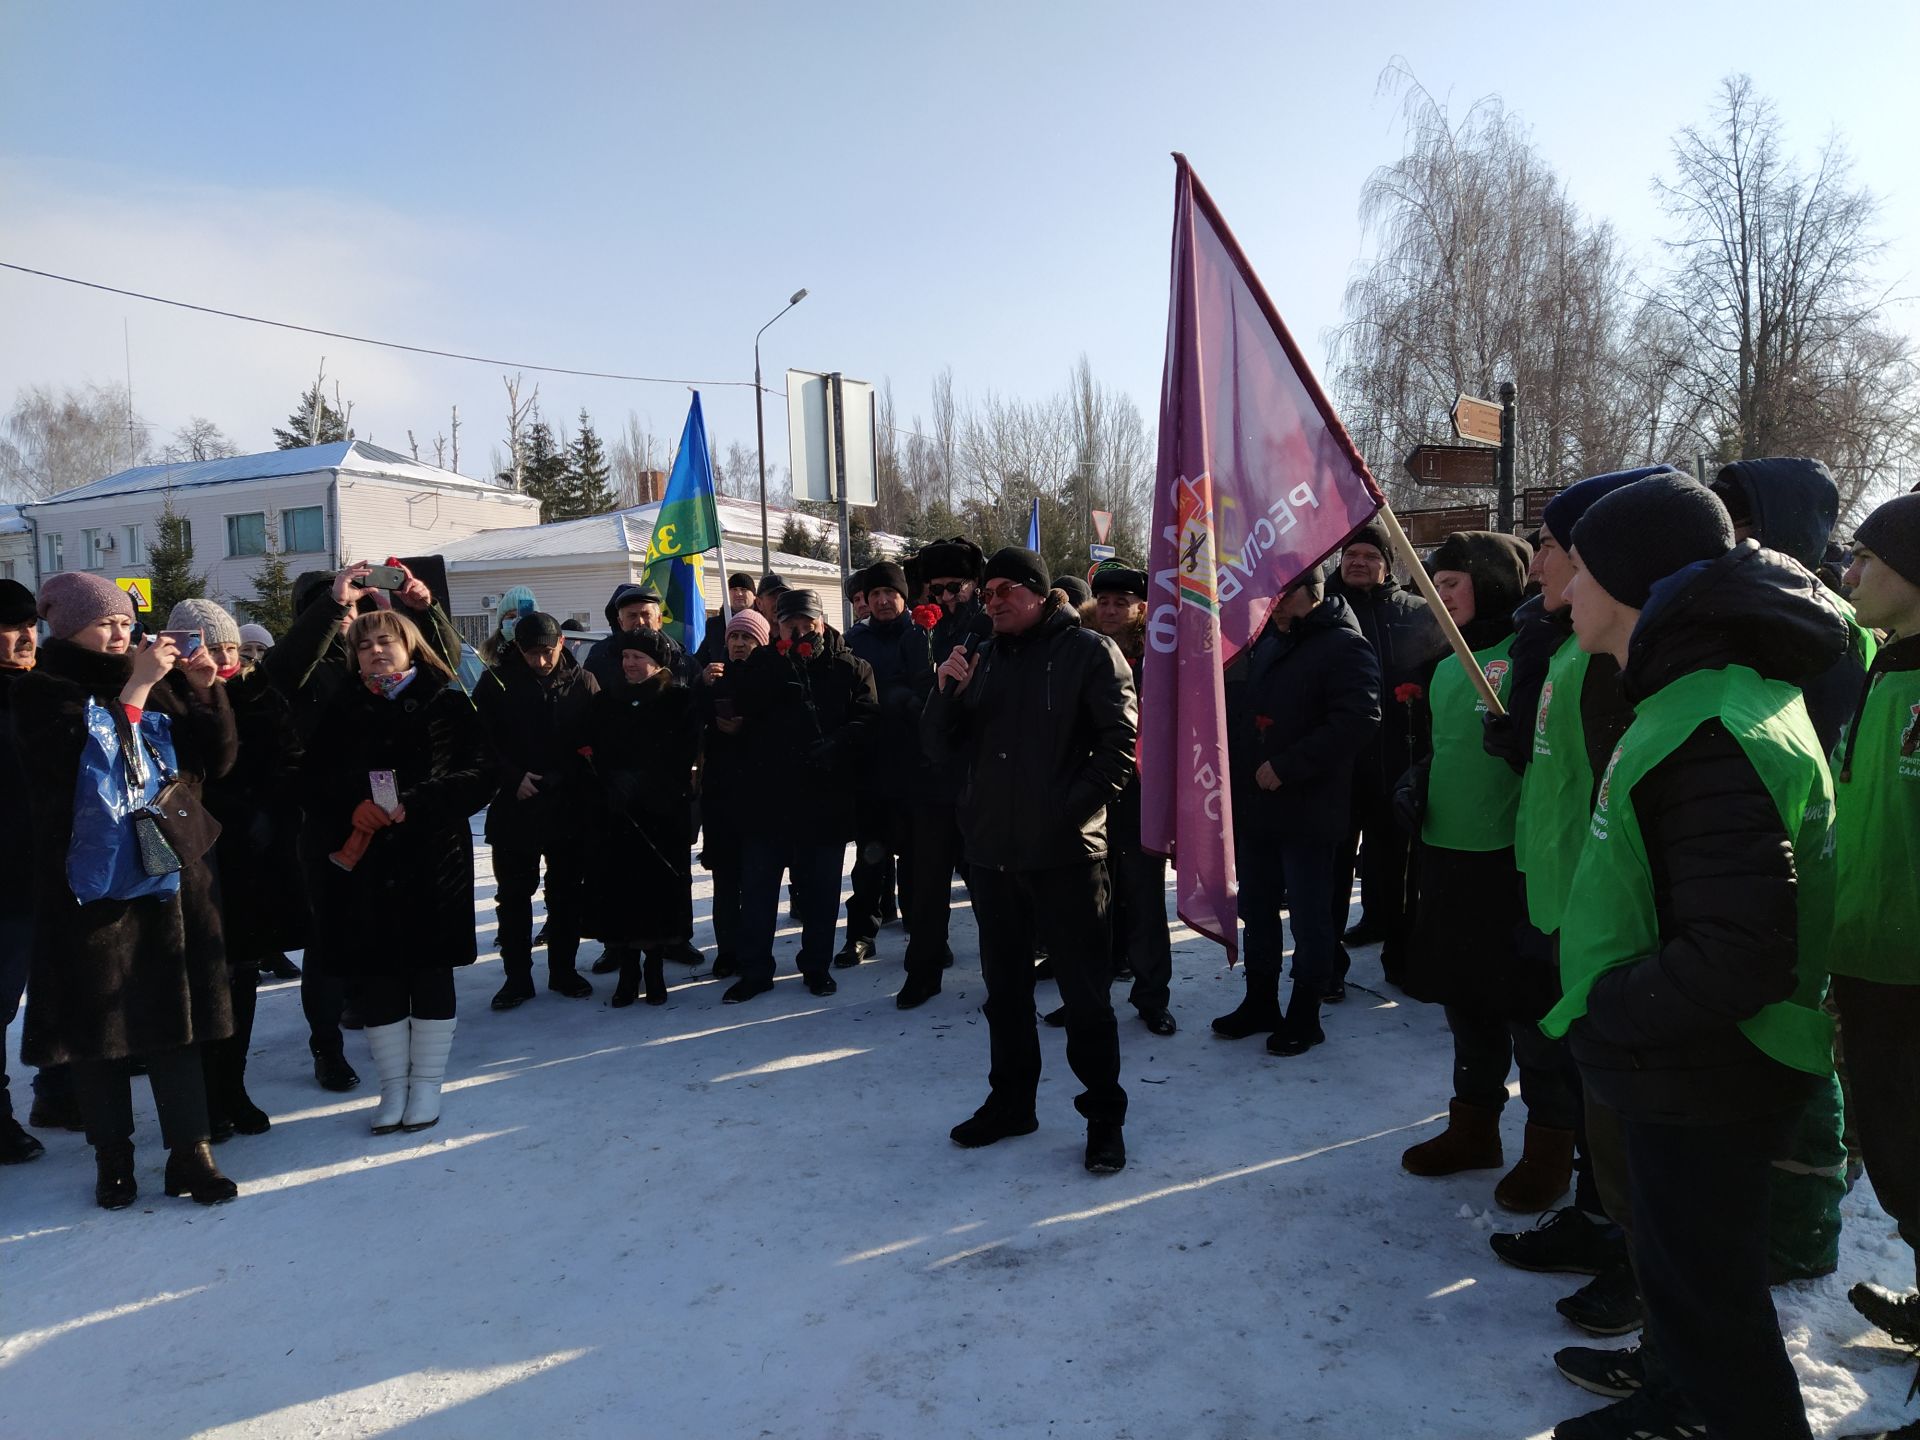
{"left": 1091, "top": 509, "right": 1113, "bottom": 545}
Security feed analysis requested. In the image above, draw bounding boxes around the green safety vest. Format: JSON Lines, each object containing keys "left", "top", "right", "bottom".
{"left": 1542, "top": 664, "right": 1835, "bottom": 1078}
{"left": 1515, "top": 636, "right": 1597, "bottom": 935}
{"left": 1422, "top": 635, "right": 1519, "bottom": 853}
{"left": 1827, "top": 655, "right": 1920, "bottom": 985}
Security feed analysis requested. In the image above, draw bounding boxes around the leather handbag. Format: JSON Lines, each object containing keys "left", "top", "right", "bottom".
{"left": 118, "top": 712, "right": 221, "bottom": 875}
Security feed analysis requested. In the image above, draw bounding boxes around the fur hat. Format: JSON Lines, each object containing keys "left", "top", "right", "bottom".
{"left": 916, "top": 536, "right": 985, "bottom": 583}
{"left": 166, "top": 598, "right": 242, "bottom": 651}
{"left": 38, "top": 572, "right": 133, "bottom": 639}
{"left": 1091, "top": 563, "right": 1149, "bottom": 599}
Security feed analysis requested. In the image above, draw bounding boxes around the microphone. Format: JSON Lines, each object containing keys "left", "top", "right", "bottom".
{"left": 941, "top": 614, "right": 992, "bottom": 694}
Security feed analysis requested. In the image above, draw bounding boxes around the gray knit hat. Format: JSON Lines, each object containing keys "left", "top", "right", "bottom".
{"left": 166, "top": 598, "right": 242, "bottom": 650}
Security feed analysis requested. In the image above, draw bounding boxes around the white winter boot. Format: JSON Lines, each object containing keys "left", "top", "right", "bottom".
{"left": 400, "top": 1018, "right": 457, "bottom": 1132}
{"left": 364, "top": 1020, "right": 412, "bottom": 1134}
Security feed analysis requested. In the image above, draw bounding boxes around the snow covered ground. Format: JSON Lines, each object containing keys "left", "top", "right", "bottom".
{"left": 3, "top": 840, "right": 1917, "bottom": 1439}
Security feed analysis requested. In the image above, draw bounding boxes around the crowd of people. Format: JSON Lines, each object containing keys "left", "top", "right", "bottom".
{"left": 1, "top": 458, "right": 1917, "bottom": 1439}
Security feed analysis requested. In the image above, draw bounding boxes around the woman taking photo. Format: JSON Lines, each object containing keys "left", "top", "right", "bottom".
{"left": 12, "top": 573, "right": 239, "bottom": 1208}
{"left": 302, "top": 600, "right": 492, "bottom": 1134}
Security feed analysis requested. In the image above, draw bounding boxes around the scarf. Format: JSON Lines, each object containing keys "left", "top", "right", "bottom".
{"left": 364, "top": 666, "right": 417, "bottom": 700}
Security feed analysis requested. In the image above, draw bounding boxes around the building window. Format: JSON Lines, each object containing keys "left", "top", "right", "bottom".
{"left": 124, "top": 524, "right": 144, "bottom": 564}
{"left": 225, "top": 512, "right": 267, "bottom": 558}
{"left": 282, "top": 506, "right": 325, "bottom": 554}
{"left": 43, "top": 533, "right": 63, "bottom": 573}
{"left": 82, "top": 527, "right": 106, "bottom": 569}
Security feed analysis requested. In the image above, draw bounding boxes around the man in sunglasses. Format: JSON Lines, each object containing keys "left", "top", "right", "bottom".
{"left": 923, "top": 546, "right": 1138, "bottom": 1174}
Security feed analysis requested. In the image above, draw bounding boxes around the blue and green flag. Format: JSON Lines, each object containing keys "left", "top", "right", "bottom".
{"left": 644, "top": 392, "right": 721, "bottom": 653}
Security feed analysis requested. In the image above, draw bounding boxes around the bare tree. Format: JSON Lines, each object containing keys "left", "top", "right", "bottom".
{"left": 432, "top": 432, "right": 448, "bottom": 468}
{"left": 406, "top": 429, "right": 420, "bottom": 462}
{"left": 0, "top": 383, "right": 151, "bottom": 500}
{"left": 500, "top": 374, "right": 537, "bottom": 492}
{"left": 610, "top": 411, "right": 669, "bottom": 508}
{"left": 450, "top": 405, "right": 461, "bottom": 474}
{"left": 161, "top": 416, "right": 239, "bottom": 464}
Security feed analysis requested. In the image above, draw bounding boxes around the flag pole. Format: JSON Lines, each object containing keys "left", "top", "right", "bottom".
{"left": 1374, "top": 501, "right": 1507, "bottom": 718}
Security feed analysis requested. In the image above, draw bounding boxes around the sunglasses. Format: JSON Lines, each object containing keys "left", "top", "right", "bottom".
{"left": 930, "top": 581, "right": 968, "bottom": 597}
{"left": 981, "top": 581, "right": 1024, "bottom": 602}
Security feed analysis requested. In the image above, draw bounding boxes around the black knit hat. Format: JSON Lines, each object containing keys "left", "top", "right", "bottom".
{"left": 1542, "top": 466, "right": 1679, "bottom": 550}
{"left": 756, "top": 573, "right": 791, "bottom": 598}
{"left": 1051, "top": 574, "right": 1092, "bottom": 606}
{"left": 775, "top": 587, "right": 825, "bottom": 623}
{"left": 983, "top": 547, "right": 1048, "bottom": 596}
{"left": 916, "top": 536, "right": 985, "bottom": 582}
{"left": 613, "top": 627, "right": 672, "bottom": 667}
{"left": 0, "top": 578, "right": 34, "bottom": 625}
{"left": 862, "top": 562, "right": 909, "bottom": 599}
{"left": 1344, "top": 521, "right": 1391, "bottom": 557}
{"left": 842, "top": 572, "right": 868, "bottom": 601}
{"left": 1090, "top": 564, "right": 1148, "bottom": 599}
{"left": 1855, "top": 493, "right": 1920, "bottom": 589}
{"left": 727, "top": 571, "right": 757, "bottom": 591}
{"left": 512, "top": 610, "right": 564, "bottom": 650}
{"left": 1570, "top": 476, "right": 1734, "bottom": 610}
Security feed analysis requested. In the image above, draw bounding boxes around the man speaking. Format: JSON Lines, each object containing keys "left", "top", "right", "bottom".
{"left": 922, "top": 547, "right": 1138, "bottom": 1174}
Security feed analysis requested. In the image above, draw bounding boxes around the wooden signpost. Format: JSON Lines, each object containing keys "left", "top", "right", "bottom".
{"left": 1405, "top": 443, "right": 1497, "bottom": 490}
{"left": 1451, "top": 392, "right": 1503, "bottom": 447}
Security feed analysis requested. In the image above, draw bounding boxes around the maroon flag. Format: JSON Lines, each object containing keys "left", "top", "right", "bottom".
{"left": 1140, "top": 155, "right": 1384, "bottom": 959}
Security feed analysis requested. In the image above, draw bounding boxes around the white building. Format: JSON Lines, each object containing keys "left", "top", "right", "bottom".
{"left": 0, "top": 505, "right": 30, "bottom": 584}
{"left": 20, "top": 442, "right": 540, "bottom": 615}
{"left": 437, "top": 494, "right": 906, "bottom": 640}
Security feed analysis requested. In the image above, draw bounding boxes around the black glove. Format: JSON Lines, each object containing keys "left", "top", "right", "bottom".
{"left": 1392, "top": 762, "right": 1429, "bottom": 834}
{"left": 805, "top": 736, "right": 840, "bottom": 771}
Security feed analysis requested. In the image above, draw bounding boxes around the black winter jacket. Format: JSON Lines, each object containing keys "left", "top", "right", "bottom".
{"left": 919, "top": 599, "right": 992, "bottom": 805}
{"left": 13, "top": 643, "right": 238, "bottom": 1066}
{"left": 1571, "top": 543, "right": 1852, "bottom": 1124}
{"left": 300, "top": 668, "right": 494, "bottom": 975}
{"left": 0, "top": 666, "right": 33, "bottom": 919}
{"left": 207, "top": 666, "right": 310, "bottom": 959}
{"left": 1326, "top": 573, "right": 1444, "bottom": 791}
{"left": 474, "top": 646, "right": 599, "bottom": 849}
{"left": 922, "top": 596, "right": 1137, "bottom": 870}
{"left": 584, "top": 585, "right": 692, "bottom": 690}
{"left": 582, "top": 672, "right": 699, "bottom": 944}
{"left": 848, "top": 612, "right": 934, "bottom": 802}
{"left": 1483, "top": 599, "right": 1634, "bottom": 785}
{"left": 266, "top": 588, "right": 464, "bottom": 746}
{"left": 714, "top": 627, "right": 878, "bottom": 842}
{"left": 1226, "top": 596, "right": 1382, "bottom": 843}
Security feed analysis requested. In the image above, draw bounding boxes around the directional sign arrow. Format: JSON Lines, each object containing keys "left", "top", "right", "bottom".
{"left": 1451, "top": 393, "right": 1504, "bottom": 447}
{"left": 1404, "top": 444, "right": 1498, "bottom": 489}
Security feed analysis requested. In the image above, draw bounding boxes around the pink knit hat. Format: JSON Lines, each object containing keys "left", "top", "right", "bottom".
{"left": 38, "top": 572, "right": 134, "bottom": 639}
{"left": 725, "top": 608, "right": 770, "bottom": 645}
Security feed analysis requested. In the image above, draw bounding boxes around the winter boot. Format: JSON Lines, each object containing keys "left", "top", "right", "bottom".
{"left": 1494, "top": 1124, "right": 1576, "bottom": 1213}
{"left": 643, "top": 951, "right": 668, "bottom": 1006}
{"left": 590, "top": 945, "right": 623, "bottom": 975}
{"left": 897, "top": 973, "right": 942, "bottom": 1011}
{"left": 364, "top": 1020, "right": 412, "bottom": 1134}
{"left": 1490, "top": 1207, "right": 1624, "bottom": 1276}
{"left": 610, "top": 952, "right": 643, "bottom": 1009}
{"left": 1267, "top": 989, "right": 1325, "bottom": 1057}
{"left": 310, "top": 1041, "right": 359, "bottom": 1093}
{"left": 1212, "top": 970, "right": 1282, "bottom": 1039}
{"left": 1851, "top": 1283, "right": 1920, "bottom": 1346}
{"left": 491, "top": 969, "right": 536, "bottom": 1011}
{"left": 1401, "top": 1099, "right": 1505, "bottom": 1176}
{"left": 546, "top": 966, "right": 593, "bottom": 999}
{"left": 1085, "top": 1122, "right": 1126, "bottom": 1175}
{"left": 0, "top": 1115, "right": 45, "bottom": 1164}
{"left": 94, "top": 1141, "right": 137, "bottom": 1210}
{"left": 163, "top": 1141, "right": 238, "bottom": 1205}
{"left": 951, "top": 1105, "right": 1039, "bottom": 1149}
{"left": 400, "top": 1018, "right": 457, "bottom": 1132}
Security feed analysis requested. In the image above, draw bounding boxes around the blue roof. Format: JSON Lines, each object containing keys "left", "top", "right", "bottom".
{"left": 31, "top": 441, "right": 508, "bottom": 507}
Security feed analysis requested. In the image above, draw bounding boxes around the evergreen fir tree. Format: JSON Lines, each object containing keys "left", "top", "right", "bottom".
{"left": 565, "top": 410, "right": 615, "bottom": 518}
{"left": 147, "top": 493, "right": 208, "bottom": 617}
{"left": 273, "top": 379, "right": 353, "bottom": 449}
{"left": 777, "top": 514, "right": 815, "bottom": 560}
{"left": 508, "top": 418, "right": 571, "bottom": 523}
{"left": 243, "top": 521, "right": 296, "bottom": 637}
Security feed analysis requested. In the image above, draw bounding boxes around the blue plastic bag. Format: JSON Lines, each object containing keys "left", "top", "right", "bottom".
{"left": 66, "top": 698, "right": 183, "bottom": 903}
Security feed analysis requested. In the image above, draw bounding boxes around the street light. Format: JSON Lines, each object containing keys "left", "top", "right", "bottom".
{"left": 755, "top": 288, "right": 809, "bottom": 574}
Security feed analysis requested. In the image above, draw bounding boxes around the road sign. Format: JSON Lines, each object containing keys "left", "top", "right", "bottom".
{"left": 1091, "top": 509, "right": 1113, "bottom": 545}
{"left": 1451, "top": 393, "right": 1503, "bottom": 447}
{"left": 1089, "top": 543, "right": 1116, "bottom": 562}
{"left": 1400, "top": 503, "right": 1494, "bottom": 547}
{"left": 1404, "top": 444, "right": 1497, "bottom": 489}
{"left": 1520, "top": 487, "right": 1564, "bottom": 528}
{"left": 114, "top": 577, "right": 152, "bottom": 612}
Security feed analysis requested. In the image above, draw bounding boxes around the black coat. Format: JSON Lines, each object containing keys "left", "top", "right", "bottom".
{"left": 919, "top": 600, "right": 991, "bottom": 805}
{"left": 12, "top": 642, "right": 238, "bottom": 1066}
{"left": 1226, "top": 595, "right": 1382, "bottom": 844}
{"left": 300, "top": 668, "right": 494, "bottom": 975}
{"left": 474, "top": 646, "right": 599, "bottom": 850}
{"left": 206, "top": 666, "right": 310, "bottom": 960}
{"left": 582, "top": 673, "right": 700, "bottom": 944}
{"left": 1326, "top": 573, "right": 1444, "bottom": 791}
{"left": 1482, "top": 598, "right": 1634, "bottom": 785}
{"left": 716, "top": 628, "right": 878, "bottom": 842}
{"left": 847, "top": 612, "right": 934, "bottom": 802}
{"left": 0, "top": 666, "right": 33, "bottom": 919}
{"left": 922, "top": 597, "right": 1137, "bottom": 871}
{"left": 265, "top": 589, "right": 464, "bottom": 745}
{"left": 1571, "top": 542, "right": 1851, "bottom": 1125}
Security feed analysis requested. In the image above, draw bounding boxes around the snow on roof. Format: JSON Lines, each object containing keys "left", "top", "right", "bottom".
{"left": 28, "top": 441, "right": 517, "bottom": 508}
{"left": 0, "top": 504, "right": 27, "bottom": 535}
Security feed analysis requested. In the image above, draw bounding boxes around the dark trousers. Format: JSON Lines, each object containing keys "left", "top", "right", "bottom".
{"left": 905, "top": 803, "right": 969, "bottom": 979}
{"left": 1833, "top": 975, "right": 1920, "bottom": 1270}
{"left": 1623, "top": 1106, "right": 1812, "bottom": 1439}
{"left": 1110, "top": 846, "right": 1172, "bottom": 1013}
{"left": 739, "top": 837, "right": 844, "bottom": 984}
{"left": 72, "top": 1045, "right": 210, "bottom": 1150}
{"left": 703, "top": 829, "right": 745, "bottom": 967}
{"left": 302, "top": 964, "right": 349, "bottom": 1057}
{"left": 493, "top": 839, "right": 586, "bottom": 976}
{"left": 203, "top": 961, "right": 260, "bottom": 1114}
{"left": 349, "top": 968, "right": 457, "bottom": 1026}
{"left": 971, "top": 861, "right": 1125, "bottom": 1126}
{"left": 1443, "top": 1003, "right": 1579, "bottom": 1130}
{"left": 847, "top": 798, "right": 913, "bottom": 947}
{"left": 1339, "top": 772, "right": 1412, "bottom": 955}
{"left": 1239, "top": 835, "right": 1342, "bottom": 997}
{"left": 0, "top": 911, "right": 27, "bottom": 1123}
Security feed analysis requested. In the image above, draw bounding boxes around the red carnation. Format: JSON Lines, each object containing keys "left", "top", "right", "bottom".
{"left": 775, "top": 638, "right": 793, "bottom": 655}
{"left": 912, "top": 603, "right": 943, "bottom": 631}
{"left": 576, "top": 745, "right": 595, "bottom": 760}
{"left": 1253, "top": 714, "right": 1274, "bottom": 732}
{"left": 1394, "top": 682, "right": 1425, "bottom": 704}
{"left": 797, "top": 640, "right": 816, "bottom": 658}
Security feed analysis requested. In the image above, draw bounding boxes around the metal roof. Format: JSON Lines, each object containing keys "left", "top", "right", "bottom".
{"left": 27, "top": 441, "right": 517, "bottom": 509}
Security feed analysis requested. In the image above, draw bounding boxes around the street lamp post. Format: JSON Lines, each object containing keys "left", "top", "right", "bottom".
{"left": 754, "top": 289, "right": 808, "bottom": 575}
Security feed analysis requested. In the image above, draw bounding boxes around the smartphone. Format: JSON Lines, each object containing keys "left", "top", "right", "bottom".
{"left": 361, "top": 564, "right": 408, "bottom": 590}
{"left": 369, "top": 769, "right": 400, "bottom": 815}
{"left": 158, "top": 629, "right": 204, "bottom": 656}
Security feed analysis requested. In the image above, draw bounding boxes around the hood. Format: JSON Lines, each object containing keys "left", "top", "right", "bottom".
{"left": 1712, "top": 458, "right": 1838, "bottom": 569}
{"left": 293, "top": 570, "right": 336, "bottom": 615}
{"left": 1430, "top": 531, "right": 1532, "bottom": 633}
{"left": 1622, "top": 541, "right": 1852, "bottom": 705}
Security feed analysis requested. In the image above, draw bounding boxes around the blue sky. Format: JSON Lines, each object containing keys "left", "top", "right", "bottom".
{"left": 3, "top": 0, "right": 1916, "bottom": 482}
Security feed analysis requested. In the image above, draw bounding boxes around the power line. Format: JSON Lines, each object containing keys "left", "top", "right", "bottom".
{"left": 0, "top": 260, "right": 764, "bottom": 390}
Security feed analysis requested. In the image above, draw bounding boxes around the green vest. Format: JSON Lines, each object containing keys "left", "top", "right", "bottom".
{"left": 1827, "top": 658, "right": 1920, "bottom": 984}
{"left": 1515, "top": 636, "right": 1597, "bottom": 935}
{"left": 1422, "top": 635, "right": 1519, "bottom": 853}
{"left": 1542, "top": 665, "right": 1835, "bottom": 1077}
